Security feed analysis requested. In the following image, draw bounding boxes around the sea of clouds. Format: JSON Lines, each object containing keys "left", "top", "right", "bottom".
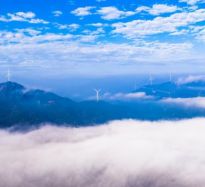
{"left": 1, "top": 118, "right": 205, "bottom": 187}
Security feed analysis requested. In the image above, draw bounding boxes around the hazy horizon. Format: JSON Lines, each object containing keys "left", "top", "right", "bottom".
{"left": 0, "top": 72, "right": 203, "bottom": 99}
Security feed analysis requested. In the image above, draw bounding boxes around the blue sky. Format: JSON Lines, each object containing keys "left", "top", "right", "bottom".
{"left": 0, "top": 0, "right": 205, "bottom": 78}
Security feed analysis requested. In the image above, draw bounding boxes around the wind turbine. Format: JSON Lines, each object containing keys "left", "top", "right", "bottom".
{"left": 7, "top": 68, "right": 11, "bottom": 82}
{"left": 134, "top": 82, "right": 137, "bottom": 90}
{"left": 169, "top": 72, "right": 172, "bottom": 82}
{"left": 94, "top": 89, "right": 101, "bottom": 102}
{"left": 149, "top": 74, "right": 153, "bottom": 86}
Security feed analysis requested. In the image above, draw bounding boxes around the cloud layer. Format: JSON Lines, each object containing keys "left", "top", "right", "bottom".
{"left": 1, "top": 118, "right": 205, "bottom": 187}
{"left": 102, "top": 92, "right": 153, "bottom": 100}
{"left": 163, "top": 97, "right": 205, "bottom": 108}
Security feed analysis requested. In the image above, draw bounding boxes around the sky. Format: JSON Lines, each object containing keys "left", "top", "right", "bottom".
{"left": 0, "top": 0, "right": 205, "bottom": 79}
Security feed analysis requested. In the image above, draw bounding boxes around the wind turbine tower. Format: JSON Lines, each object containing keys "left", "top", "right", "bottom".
{"left": 169, "top": 72, "right": 172, "bottom": 82}
{"left": 94, "top": 89, "right": 101, "bottom": 102}
{"left": 7, "top": 69, "right": 11, "bottom": 82}
{"left": 149, "top": 74, "right": 153, "bottom": 86}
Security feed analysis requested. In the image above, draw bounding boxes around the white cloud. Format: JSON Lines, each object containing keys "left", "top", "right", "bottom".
{"left": 0, "top": 31, "right": 74, "bottom": 45}
{"left": 72, "top": 5, "right": 178, "bottom": 20}
{"left": 0, "top": 12, "right": 48, "bottom": 24}
{"left": 69, "top": 23, "right": 80, "bottom": 30}
{"left": 112, "top": 9, "right": 205, "bottom": 38}
{"left": 2, "top": 118, "right": 205, "bottom": 186}
{"left": 14, "top": 11, "right": 35, "bottom": 19}
{"left": 177, "top": 75, "right": 205, "bottom": 84}
{"left": 83, "top": 27, "right": 105, "bottom": 35}
{"left": 52, "top": 10, "right": 63, "bottom": 17}
{"left": 78, "top": 35, "right": 98, "bottom": 42}
{"left": 71, "top": 6, "right": 95, "bottom": 16}
{"left": 98, "top": 6, "right": 135, "bottom": 20}
{"left": 88, "top": 23, "right": 107, "bottom": 27}
{"left": 136, "top": 4, "right": 178, "bottom": 15}
{"left": 56, "top": 23, "right": 80, "bottom": 31}
{"left": 170, "top": 29, "right": 188, "bottom": 35}
{"left": 17, "top": 28, "right": 41, "bottom": 34}
{"left": 71, "top": 6, "right": 135, "bottom": 20}
{"left": 163, "top": 97, "right": 205, "bottom": 108}
{"left": 195, "top": 27, "right": 205, "bottom": 41}
{"left": 103, "top": 92, "right": 153, "bottom": 100}
{"left": 0, "top": 30, "right": 195, "bottom": 75}
{"left": 0, "top": 31, "right": 194, "bottom": 69}
{"left": 179, "top": 0, "right": 205, "bottom": 5}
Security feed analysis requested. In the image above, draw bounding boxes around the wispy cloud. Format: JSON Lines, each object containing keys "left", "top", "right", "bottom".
{"left": 0, "top": 30, "right": 195, "bottom": 74}
{"left": 71, "top": 6, "right": 95, "bottom": 16}
{"left": 177, "top": 75, "right": 205, "bottom": 84}
{"left": 162, "top": 97, "right": 205, "bottom": 108}
{"left": 55, "top": 23, "right": 80, "bottom": 31}
{"left": 52, "top": 10, "right": 63, "bottom": 17}
{"left": 102, "top": 92, "right": 153, "bottom": 100}
{"left": 179, "top": 0, "right": 205, "bottom": 5}
{"left": 136, "top": 4, "right": 178, "bottom": 15}
{"left": 112, "top": 9, "right": 205, "bottom": 38}
{"left": 0, "top": 12, "right": 48, "bottom": 24}
{"left": 98, "top": 6, "right": 135, "bottom": 20}
{"left": 71, "top": 6, "right": 135, "bottom": 20}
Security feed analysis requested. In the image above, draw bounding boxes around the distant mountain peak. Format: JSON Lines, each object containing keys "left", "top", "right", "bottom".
{"left": 0, "top": 81, "right": 25, "bottom": 91}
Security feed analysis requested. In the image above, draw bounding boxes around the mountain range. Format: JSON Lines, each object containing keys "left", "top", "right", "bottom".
{"left": 1, "top": 81, "right": 205, "bottom": 129}
{"left": 134, "top": 81, "right": 205, "bottom": 98}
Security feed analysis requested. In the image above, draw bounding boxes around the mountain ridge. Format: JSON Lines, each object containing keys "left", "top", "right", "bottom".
{"left": 134, "top": 81, "right": 205, "bottom": 98}
{"left": 1, "top": 81, "right": 205, "bottom": 130}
